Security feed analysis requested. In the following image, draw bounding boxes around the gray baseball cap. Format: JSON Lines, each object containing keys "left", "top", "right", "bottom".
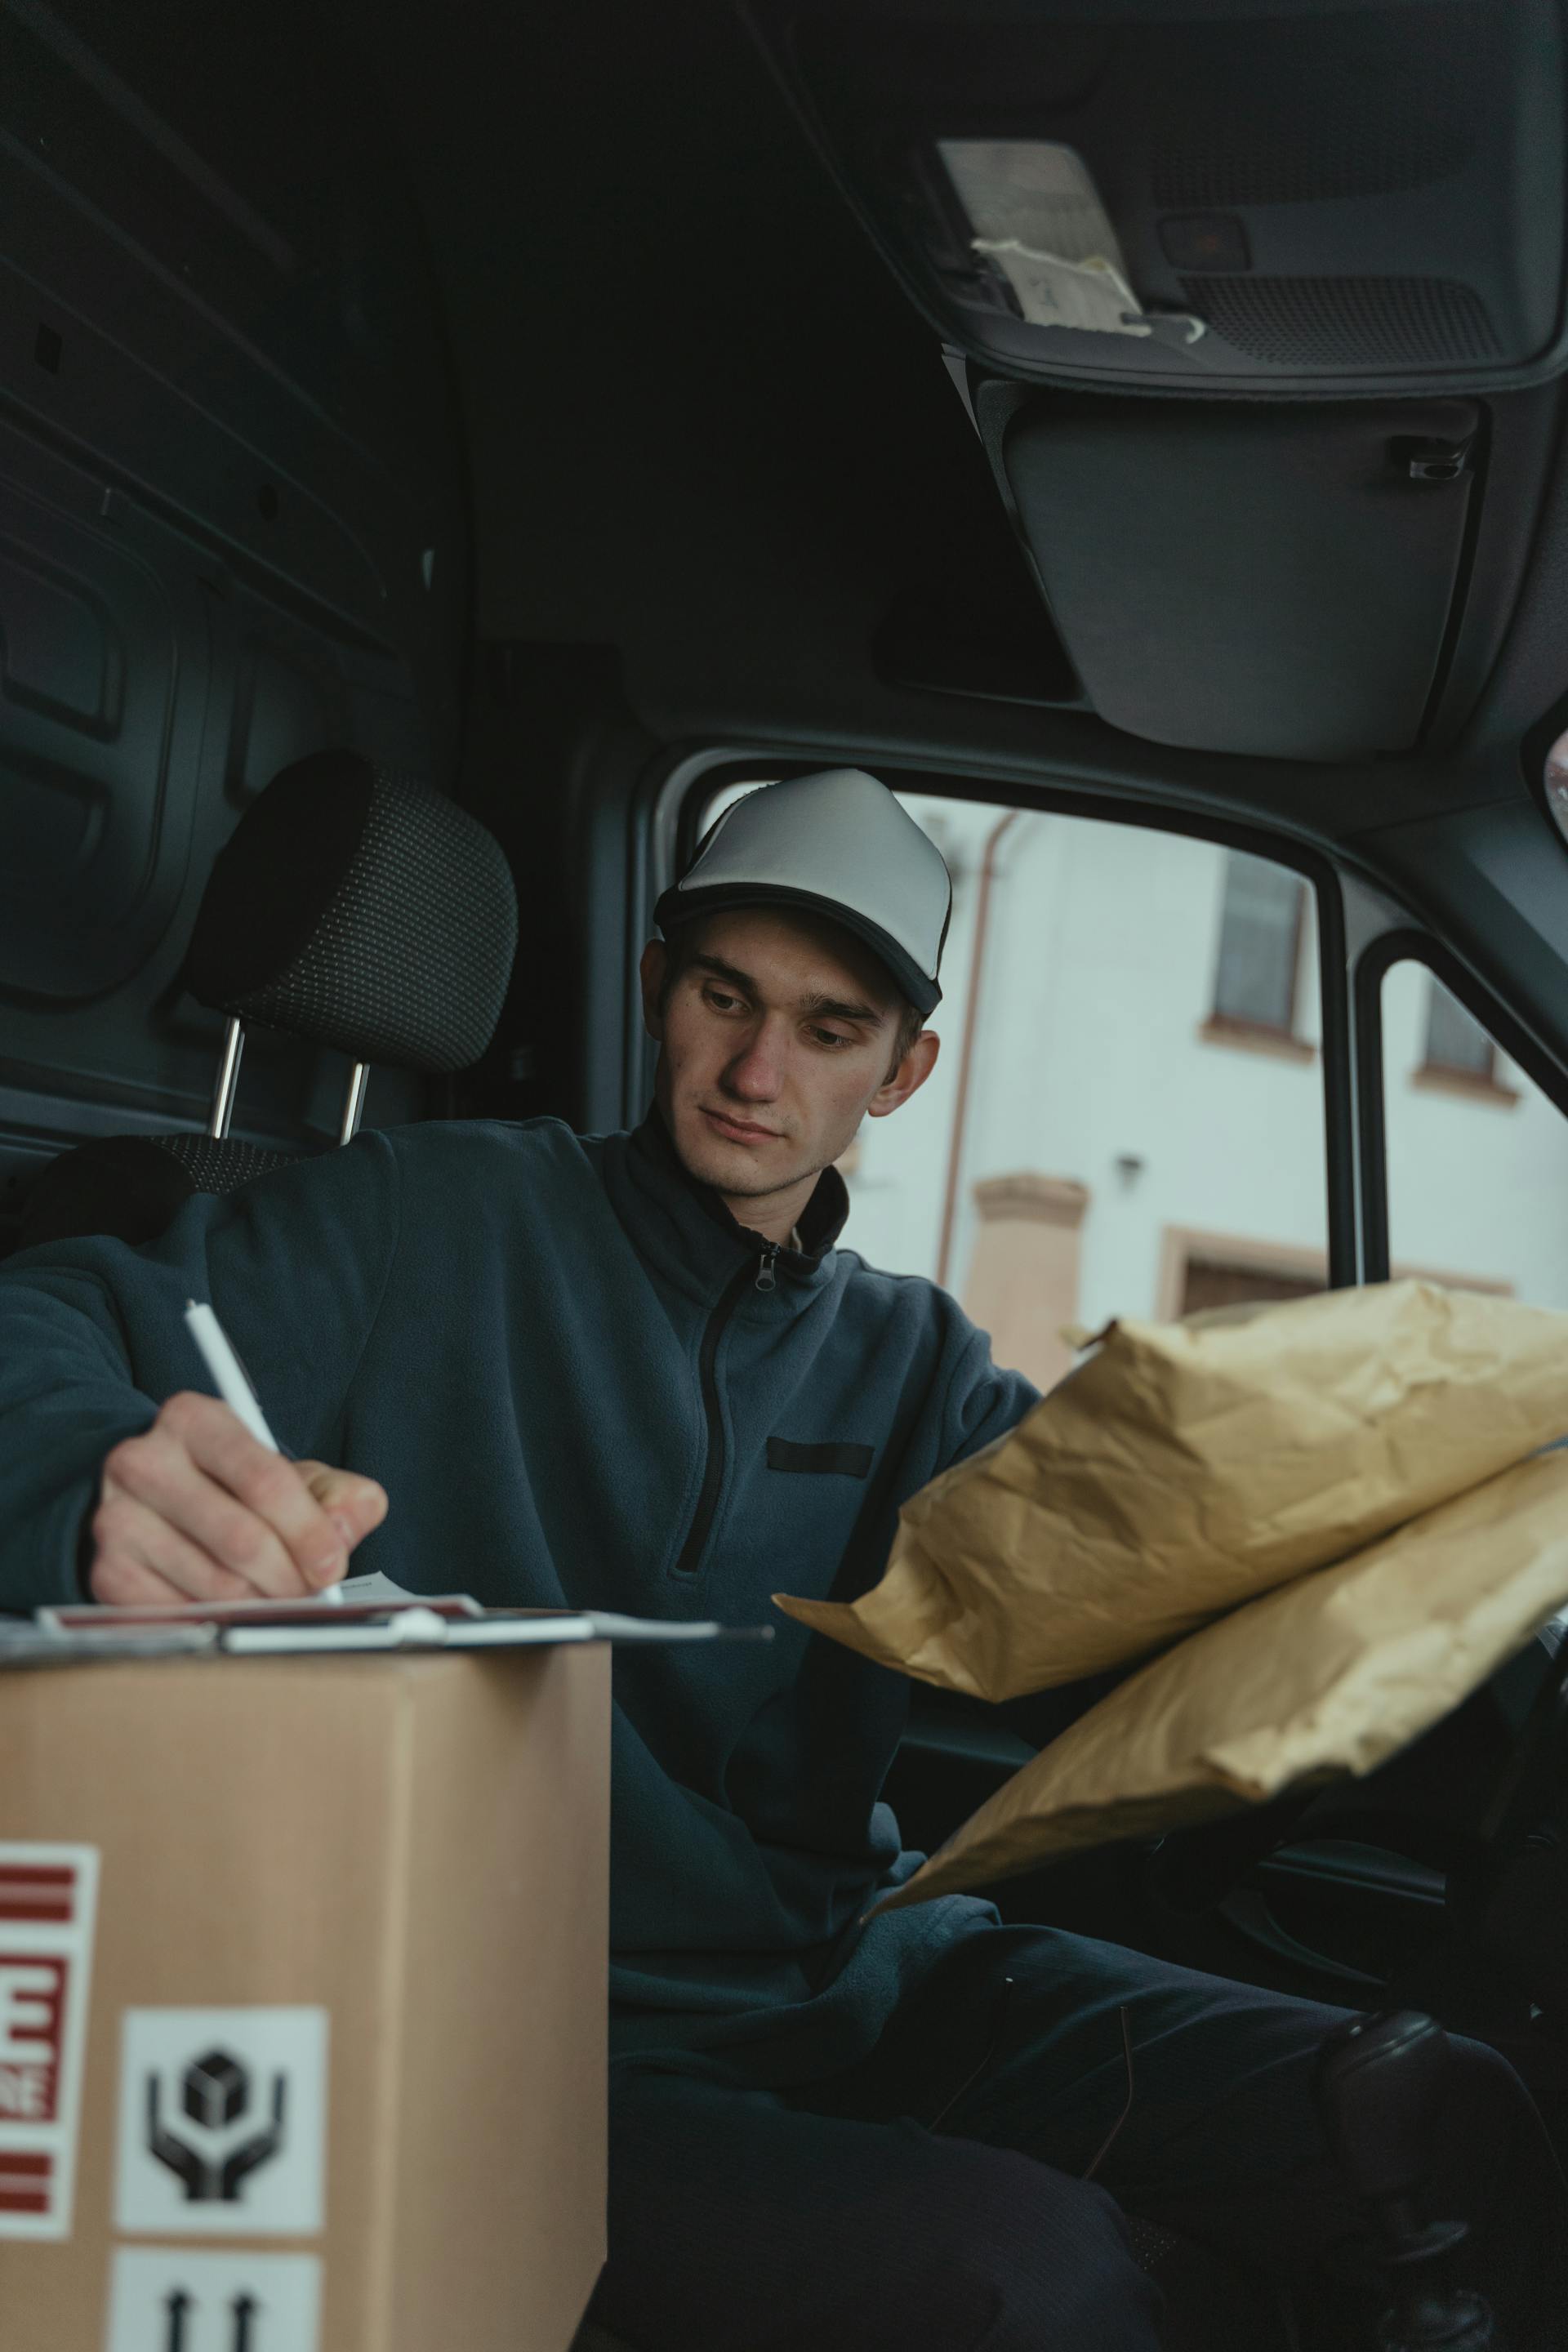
{"left": 654, "top": 769, "right": 952, "bottom": 1015}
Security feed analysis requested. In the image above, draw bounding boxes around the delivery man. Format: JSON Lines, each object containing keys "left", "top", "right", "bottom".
{"left": 0, "top": 769, "right": 1562, "bottom": 2349}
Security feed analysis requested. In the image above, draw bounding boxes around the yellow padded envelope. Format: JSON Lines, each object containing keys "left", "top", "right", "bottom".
{"left": 777, "top": 1281, "right": 1568, "bottom": 1700}
{"left": 872, "top": 1447, "right": 1568, "bottom": 1909}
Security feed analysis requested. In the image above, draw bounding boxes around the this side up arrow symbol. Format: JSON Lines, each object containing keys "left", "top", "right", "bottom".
{"left": 164, "top": 2289, "right": 192, "bottom": 2352}
{"left": 231, "top": 2290, "right": 260, "bottom": 2352}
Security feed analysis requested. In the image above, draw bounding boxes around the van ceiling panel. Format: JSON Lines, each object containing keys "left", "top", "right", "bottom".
{"left": 745, "top": 0, "right": 1568, "bottom": 399}
{"left": 995, "top": 394, "right": 1479, "bottom": 761}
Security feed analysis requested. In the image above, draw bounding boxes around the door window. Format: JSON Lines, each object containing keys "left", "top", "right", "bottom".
{"left": 697, "top": 785, "right": 1330, "bottom": 1388}
{"left": 1380, "top": 960, "right": 1568, "bottom": 1305}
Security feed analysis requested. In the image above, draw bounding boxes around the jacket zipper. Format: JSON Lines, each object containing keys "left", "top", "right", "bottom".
{"left": 671, "top": 1245, "right": 777, "bottom": 1579}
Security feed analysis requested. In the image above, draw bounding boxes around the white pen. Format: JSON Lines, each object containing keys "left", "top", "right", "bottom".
{"left": 183, "top": 1298, "right": 344, "bottom": 1605}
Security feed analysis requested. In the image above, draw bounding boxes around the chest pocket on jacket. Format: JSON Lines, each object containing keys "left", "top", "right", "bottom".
{"left": 766, "top": 1437, "right": 873, "bottom": 1478}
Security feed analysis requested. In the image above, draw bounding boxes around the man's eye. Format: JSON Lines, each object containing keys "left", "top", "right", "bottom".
{"left": 812, "top": 1027, "right": 854, "bottom": 1049}
{"left": 705, "top": 989, "right": 742, "bottom": 1012}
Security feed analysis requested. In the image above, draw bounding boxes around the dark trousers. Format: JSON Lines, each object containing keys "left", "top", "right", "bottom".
{"left": 590, "top": 1924, "right": 1568, "bottom": 2351}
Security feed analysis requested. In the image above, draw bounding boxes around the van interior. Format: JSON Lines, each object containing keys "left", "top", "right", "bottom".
{"left": 4, "top": 2, "right": 1568, "bottom": 2341}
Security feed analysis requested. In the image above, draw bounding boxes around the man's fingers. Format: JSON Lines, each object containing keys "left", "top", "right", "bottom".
{"left": 296, "top": 1463, "right": 389, "bottom": 1547}
{"left": 94, "top": 1397, "right": 386, "bottom": 1615}
{"left": 88, "top": 1553, "right": 190, "bottom": 1609}
{"left": 89, "top": 1494, "right": 259, "bottom": 1606}
{"left": 160, "top": 1395, "right": 347, "bottom": 1591}
{"left": 103, "top": 1430, "right": 316, "bottom": 1599}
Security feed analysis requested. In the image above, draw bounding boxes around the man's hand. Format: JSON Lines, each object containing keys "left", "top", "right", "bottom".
{"left": 87, "top": 1392, "right": 389, "bottom": 1605}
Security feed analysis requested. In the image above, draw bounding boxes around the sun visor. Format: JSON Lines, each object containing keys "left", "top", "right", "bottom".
{"left": 744, "top": 0, "right": 1568, "bottom": 399}
{"left": 992, "top": 393, "right": 1480, "bottom": 761}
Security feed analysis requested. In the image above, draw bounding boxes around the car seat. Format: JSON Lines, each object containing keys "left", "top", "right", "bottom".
{"left": 16, "top": 747, "right": 518, "bottom": 1251}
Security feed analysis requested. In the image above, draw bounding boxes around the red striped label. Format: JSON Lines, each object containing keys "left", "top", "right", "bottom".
{"left": 0, "top": 1846, "right": 98, "bottom": 2239}
{"left": 0, "top": 1868, "right": 74, "bottom": 1926}
{"left": 0, "top": 2149, "right": 53, "bottom": 2212}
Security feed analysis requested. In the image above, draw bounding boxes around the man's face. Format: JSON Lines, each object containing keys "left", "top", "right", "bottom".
{"left": 641, "top": 907, "right": 938, "bottom": 1206}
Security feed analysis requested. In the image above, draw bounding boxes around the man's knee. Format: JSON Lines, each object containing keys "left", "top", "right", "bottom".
{"left": 895, "top": 2139, "right": 1163, "bottom": 2352}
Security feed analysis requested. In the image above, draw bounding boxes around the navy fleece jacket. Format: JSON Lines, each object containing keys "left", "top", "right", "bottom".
{"left": 0, "top": 1115, "right": 1037, "bottom": 2085}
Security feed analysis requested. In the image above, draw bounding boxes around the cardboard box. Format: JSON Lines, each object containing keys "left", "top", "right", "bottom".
{"left": 0, "top": 1642, "right": 611, "bottom": 2352}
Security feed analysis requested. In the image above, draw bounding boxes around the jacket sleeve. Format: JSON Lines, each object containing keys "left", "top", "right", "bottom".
{"left": 0, "top": 1130, "right": 403, "bottom": 1612}
{"left": 935, "top": 1316, "right": 1040, "bottom": 1474}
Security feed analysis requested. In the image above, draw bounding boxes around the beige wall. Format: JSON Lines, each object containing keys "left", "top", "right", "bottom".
{"left": 962, "top": 1172, "right": 1089, "bottom": 1392}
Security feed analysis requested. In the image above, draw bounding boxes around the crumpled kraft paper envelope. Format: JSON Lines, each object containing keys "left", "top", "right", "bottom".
{"left": 776, "top": 1281, "right": 1568, "bottom": 1699}
{"left": 871, "top": 1446, "right": 1568, "bottom": 1912}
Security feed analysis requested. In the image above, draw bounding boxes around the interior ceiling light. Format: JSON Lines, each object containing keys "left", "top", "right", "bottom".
{"left": 1544, "top": 729, "right": 1568, "bottom": 844}
{"left": 937, "top": 140, "right": 1203, "bottom": 347}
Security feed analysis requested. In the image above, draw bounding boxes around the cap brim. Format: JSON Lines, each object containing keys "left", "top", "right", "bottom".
{"left": 654, "top": 883, "right": 942, "bottom": 1018}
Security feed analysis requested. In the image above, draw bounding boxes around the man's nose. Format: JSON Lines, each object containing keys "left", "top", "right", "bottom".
{"left": 722, "top": 1022, "right": 785, "bottom": 1100}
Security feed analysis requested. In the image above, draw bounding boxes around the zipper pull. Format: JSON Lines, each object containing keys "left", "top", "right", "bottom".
{"left": 755, "top": 1243, "right": 779, "bottom": 1293}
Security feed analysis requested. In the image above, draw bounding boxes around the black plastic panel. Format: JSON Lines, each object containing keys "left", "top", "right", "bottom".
{"left": 0, "top": 0, "right": 466, "bottom": 1236}
{"left": 0, "top": 421, "right": 203, "bottom": 1001}
{"left": 998, "top": 394, "right": 1479, "bottom": 760}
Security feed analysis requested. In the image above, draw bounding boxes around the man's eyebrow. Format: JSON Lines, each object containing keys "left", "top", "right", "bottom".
{"left": 689, "top": 954, "right": 885, "bottom": 1027}
{"left": 690, "top": 952, "right": 760, "bottom": 995}
{"left": 798, "top": 989, "right": 885, "bottom": 1027}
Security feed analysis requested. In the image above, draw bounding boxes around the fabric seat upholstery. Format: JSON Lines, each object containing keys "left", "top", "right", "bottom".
{"left": 19, "top": 1135, "right": 300, "bottom": 1254}
{"left": 18, "top": 749, "right": 517, "bottom": 1251}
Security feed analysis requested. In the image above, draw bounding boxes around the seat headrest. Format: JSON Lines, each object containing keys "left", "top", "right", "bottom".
{"left": 185, "top": 751, "right": 519, "bottom": 1072}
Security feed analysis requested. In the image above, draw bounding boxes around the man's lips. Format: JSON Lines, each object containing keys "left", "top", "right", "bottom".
{"left": 700, "top": 1107, "right": 782, "bottom": 1143}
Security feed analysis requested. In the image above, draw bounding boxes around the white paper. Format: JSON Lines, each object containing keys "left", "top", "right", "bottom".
{"left": 334, "top": 1570, "right": 421, "bottom": 1606}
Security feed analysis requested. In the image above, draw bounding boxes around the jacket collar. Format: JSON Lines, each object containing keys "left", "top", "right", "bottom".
{"left": 610, "top": 1110, "right": 849, "bottom": 1306}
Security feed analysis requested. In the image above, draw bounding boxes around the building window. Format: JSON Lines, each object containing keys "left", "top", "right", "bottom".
{"left": 1209, "top": 853, "right": 1305, "bottom": 1036}
{"left": 1422, "top": 979, "right": 1495, "bottom": 1082}
{"left": 1178, "top": 1256, "right": 1324, "bottom": 1316}
{"left": 1156, "top": 1227, "right": 1328, "bottom": 1320}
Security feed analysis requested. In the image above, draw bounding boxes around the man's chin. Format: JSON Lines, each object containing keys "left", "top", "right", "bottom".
{"left": 673, "top": 1108, "right": 803, "bottom": 1197}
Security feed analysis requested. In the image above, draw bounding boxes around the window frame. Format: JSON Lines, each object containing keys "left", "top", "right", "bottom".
{"left": 1352, "top": 928, "right": 1568, "bottom": 1280}
{"left": 638, "top": 746, "right": 1360, "bottom": 1293}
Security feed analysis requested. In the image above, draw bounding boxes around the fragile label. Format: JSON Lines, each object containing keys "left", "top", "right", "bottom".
{"left": 114, "top": 2008, "right": 327, "bottom": 2236}
{"left": 0, "top": 1842, "right": 99, "bottom": 2238}
{"left": 105, "top": 2246, "right": 322, "bottom": 2352}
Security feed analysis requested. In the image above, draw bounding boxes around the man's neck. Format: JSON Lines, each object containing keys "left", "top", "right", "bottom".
{"left": 642, "top": 1104, "right": 835, "bottom": 1252}
{"left": 719, "top": 1182, "right": 816, "bottom": 1248}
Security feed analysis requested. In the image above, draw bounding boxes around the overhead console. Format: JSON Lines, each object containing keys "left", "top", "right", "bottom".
{"left": 742, "top": 0, "right": 1568, "bottom": 761}
{"left": 742, "top": 0, "right": 1568, "bottom": 401}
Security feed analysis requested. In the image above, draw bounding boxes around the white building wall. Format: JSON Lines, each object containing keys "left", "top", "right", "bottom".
{"left": 835, "top": 795, "right": 1568, "bottom": 1352}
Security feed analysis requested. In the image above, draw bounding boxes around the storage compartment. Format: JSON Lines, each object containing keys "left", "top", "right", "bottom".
{"left": 992, "top": 393, "right": 1480, "bottom": 760}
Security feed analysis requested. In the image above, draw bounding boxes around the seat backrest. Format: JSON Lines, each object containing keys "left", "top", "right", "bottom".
{"left": 17, "top": 751, "right": 518, "bottom": 1251}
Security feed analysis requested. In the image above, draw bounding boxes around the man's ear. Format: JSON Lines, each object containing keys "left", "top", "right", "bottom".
{"left": 867, "top": 1029, "right": 939, "bottom": 1120}
{"left": 639, "top": 938, "right": 669, "bottom": 1040}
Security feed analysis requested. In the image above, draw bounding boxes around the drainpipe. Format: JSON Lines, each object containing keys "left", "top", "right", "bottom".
{"left": 936, "top": 807, "right": 1022, "bottom": 1293}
